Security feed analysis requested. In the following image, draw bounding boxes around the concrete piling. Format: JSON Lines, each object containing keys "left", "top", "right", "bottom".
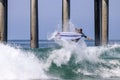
{"left": 0, "top": 0, "right": 7, "bottom": 42}
{"left": 94, "top": 0, "right": 109, "bottom": 46}
{"left": 30, "top": 0, "right": 39, "bottom": 48}
{"left": 101, "top": 0, "right": 109, "bottom": 45}
{"left": 94, "top": 0, "right": 101, "bottom": 46}
{"left": 62, "top": 0, "right": 70, "bottom": 32}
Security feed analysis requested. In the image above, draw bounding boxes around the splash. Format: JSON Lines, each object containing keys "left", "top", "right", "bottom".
{"left": 46, "top": 22, "right": 120, "bottom": 79}
{"left": 44, "top": 37, "right": 88, "bottom": 69}
{"left": 73, "top": 44, "right": 120, "bottom": 78}
{"left": 47, "top": 21, "right": 79, "bottom": 40}
{"left": 0, "top": 43, "right": 48, "bottom": 79}
{"left": 43, "top": 40, "right": 120, "bottom": 79}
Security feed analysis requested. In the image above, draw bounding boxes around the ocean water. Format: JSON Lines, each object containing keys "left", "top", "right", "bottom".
{"left": 1, "top": 40, "right": 120, "bottom": 80}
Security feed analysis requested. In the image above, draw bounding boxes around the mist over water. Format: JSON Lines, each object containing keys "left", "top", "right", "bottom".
{"left": 1, "top": 39, "right": 120, "bottom": 79}
{"left": 0, "top": 43, "right": 48, "bottom": 79}
{"left": 40, "top": 38, "right": 120, "bottom": 79}
{"left": 42, "top": 39, "right": 120, "bottom": 79}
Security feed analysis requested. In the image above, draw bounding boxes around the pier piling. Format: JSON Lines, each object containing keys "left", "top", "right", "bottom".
{"left": 0, "top": 0, "right": 7, "bottom": 42}
{"left": 30, "top": 0, "right": 39, "bottom": 48}
{"left": 94, "top": 0, "right": 101, "bottom": 46}
{"left": 101, "top": 0, "right": 109, "bottom": 45}
{"left": 62, "top": 0, "right": 70, "bottom": 32}
{"left": 94, "top": 0, "right": 109, "bottom": 46}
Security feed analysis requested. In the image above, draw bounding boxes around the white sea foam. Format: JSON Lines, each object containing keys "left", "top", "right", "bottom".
{"left": 44, "top": 36, "right": 100, "bottom": 70}
{"left": 74, "top": 44, "right": 120, "bottom": 78}
{"left": 44, "top": 40, "right": 74, "bottom": 69}
{"left": 46, "top": 34, "right": 120, "bottom": 78}
{"left": 47, "top": 29, "right": 91, "bottom": 65}
{"left": 97, "top": 66, "right": 120, "bottom": 78}
{"left": 0, "top": 43, "right": 48, "bottom": 79}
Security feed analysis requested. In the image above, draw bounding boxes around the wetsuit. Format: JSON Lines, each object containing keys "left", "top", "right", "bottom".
{"left": 81, "top": 32, "right": 87, "bottom": 38}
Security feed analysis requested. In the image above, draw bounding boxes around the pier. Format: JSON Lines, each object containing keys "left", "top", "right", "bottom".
{"left": 30, "top": 0, "right": 39, "bottom": 48}
{"left": 94, "top": 0, "right": 109, "bottom": 46}
{"left": 0, "top": 0, "right": 109, "bottom": 47}
{"left": 62, "top": 0, "right": 70, "bottom": 32}
{"left": 0, "top": 0, "right": 7, "bottom": 42}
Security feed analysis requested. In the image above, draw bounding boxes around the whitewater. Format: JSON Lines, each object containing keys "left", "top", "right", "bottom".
{"left": 0, "top": 39, "right": 120, "bottom": 80}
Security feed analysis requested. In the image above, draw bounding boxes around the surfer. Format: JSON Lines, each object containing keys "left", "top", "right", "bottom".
{"left": 78, "top": 28, "right": 87, "bottom": 38}
{"left": 75, "top": 28, "right": 92, "bottom": 42}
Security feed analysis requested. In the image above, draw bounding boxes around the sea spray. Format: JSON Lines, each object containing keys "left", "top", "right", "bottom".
{"left": 44, "top": 40, "right": 75, "bottom": 70}
{"left": 9, "top": 39, "right": 120, "bottom": 79}
{"left": 73, "top": 44, "right": 120, "bottom": 78}
{"left": 0, "top": 43, "right": 48, "bottom": 79}
{"left": 42, "top": 39, "right": 120, "bottom": 79}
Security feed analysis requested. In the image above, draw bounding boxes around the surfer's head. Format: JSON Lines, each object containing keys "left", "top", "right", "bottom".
{"left": 79, "top": 28, "right": 82, "bottom": 33}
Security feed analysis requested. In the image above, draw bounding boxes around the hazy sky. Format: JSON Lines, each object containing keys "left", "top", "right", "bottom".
{"left": 8, "top": 0, "right": 120, "bottom": 40}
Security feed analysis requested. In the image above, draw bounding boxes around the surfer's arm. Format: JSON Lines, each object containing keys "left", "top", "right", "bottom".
{"left": 81, "top": 33, "right": 87, "bottom": 38}
{"left": 81, "top": 33, "right": 92, "bottom": 40}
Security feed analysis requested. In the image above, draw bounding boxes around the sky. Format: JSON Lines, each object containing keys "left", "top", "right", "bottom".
{"left": 8, "top": 0, "right": 120, "bottom": 40}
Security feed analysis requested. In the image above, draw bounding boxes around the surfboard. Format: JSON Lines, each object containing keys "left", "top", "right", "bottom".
{"left": 55, "top": 32, "right": 82, "bottom": 40}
